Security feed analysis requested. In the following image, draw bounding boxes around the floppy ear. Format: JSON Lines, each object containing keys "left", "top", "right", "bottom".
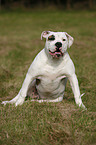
{"left": 41, "top": 31, "right": 51, "bottom": 40}
{"left": 65, "top": 32, "right": 74, "bottom": 48}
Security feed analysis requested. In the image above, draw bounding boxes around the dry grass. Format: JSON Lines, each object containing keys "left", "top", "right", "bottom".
{"left": 0, "top": 10, "right": 96, "bottom": 145}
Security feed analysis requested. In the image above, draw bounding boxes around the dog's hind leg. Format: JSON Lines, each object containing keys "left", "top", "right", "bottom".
{"left": 30, "top": 96, "right": 64, "bottom": 103}
{"left": 27, "top": 79, "right": 40, "bottom": 100}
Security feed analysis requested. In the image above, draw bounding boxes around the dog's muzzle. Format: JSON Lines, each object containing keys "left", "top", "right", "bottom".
{"left": 49, "top": 42, "right": 64, "bottom": 58}
{"left": 49, "top": 49, "right": 64, "bottom": 58}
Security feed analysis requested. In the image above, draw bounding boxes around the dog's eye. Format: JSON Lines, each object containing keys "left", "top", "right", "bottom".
{"left": 63, "top": 39, "right": 66, "bottom": 41}
{"left": 48, "top": 35, "right": 55, "bottom": 41}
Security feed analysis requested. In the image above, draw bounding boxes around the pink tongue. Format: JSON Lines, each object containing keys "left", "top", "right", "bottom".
{"left": 54, "top": 52, "right": 61, "bottom": 58}
{"left": 55, "top": 52, "right": 61, "bottom": 54}
{"left": 49, "top": 50, "right": 62, "bottom": 58}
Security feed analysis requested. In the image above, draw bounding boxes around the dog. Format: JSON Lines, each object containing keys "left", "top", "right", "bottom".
{"left": 2, "top": 31, "right": 86, "bottom": 109}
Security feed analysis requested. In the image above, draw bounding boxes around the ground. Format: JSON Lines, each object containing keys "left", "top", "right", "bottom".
{"left": 0, "top": 10, "right": 96, "bottom": 145}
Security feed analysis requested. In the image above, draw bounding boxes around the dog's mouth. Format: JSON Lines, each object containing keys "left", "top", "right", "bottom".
{"left": 49, "top": 49, "right": 64, "bottom": 58}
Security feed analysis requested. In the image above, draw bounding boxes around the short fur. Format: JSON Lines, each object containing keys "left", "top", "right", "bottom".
{"left": 2, "top": 31, "right": 86, "bottom": 109}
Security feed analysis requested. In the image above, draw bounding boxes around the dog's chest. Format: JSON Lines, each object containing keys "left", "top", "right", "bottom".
{"left": 36, "top": 64, "right": 66, "bottom": 99}
{"left": 36, "top": 63, "right": 66, "bottom": 90}
{"left": 39, "top": 63, "right": 63, "bottom": 80}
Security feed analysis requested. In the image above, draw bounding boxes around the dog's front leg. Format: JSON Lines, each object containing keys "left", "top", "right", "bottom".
{"left": 15, "top": 73, "right": 35, "bottom": 106}
{"left": 2, "top": 73, "right": 35, "bottom": 106}
{"left": 69, "top": 73, "right": 86, "bottom": 109}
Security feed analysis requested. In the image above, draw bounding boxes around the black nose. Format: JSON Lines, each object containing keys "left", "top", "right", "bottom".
{"left": 55, "top": 42, "right": 62, "bottom": 48}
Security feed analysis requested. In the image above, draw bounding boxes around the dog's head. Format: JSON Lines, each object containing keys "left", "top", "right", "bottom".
{"left": 41, "top": 31, "right": 74, "bottom": 58}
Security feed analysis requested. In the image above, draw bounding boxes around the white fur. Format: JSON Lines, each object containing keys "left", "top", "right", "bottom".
{"left": 2, "top": 31, "right": 86, "bottom": 109}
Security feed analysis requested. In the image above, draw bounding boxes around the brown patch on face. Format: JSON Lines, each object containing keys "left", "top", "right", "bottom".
{"left": 48, "top": 35, "right": 55, "bottom": 41}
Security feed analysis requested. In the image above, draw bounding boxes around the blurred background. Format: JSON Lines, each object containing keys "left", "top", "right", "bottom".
{"left": 0, "top": 0, "right": 96, "bottom": 10}
{"left": 0, "top": 1, "right": 96, "bottom": 145}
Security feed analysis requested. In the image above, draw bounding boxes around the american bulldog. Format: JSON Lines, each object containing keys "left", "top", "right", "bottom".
{"left": 2, "top": 31, "right": 86, "bottom": 109}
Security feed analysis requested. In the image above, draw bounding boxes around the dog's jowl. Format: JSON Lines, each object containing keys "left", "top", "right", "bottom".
{"left": 2, "top": 31, "right": 86, "bottom": 109}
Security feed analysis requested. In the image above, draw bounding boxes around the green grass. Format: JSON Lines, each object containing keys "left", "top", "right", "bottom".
{"left": 0, "top": 10, "right": 96, "bottom": 145}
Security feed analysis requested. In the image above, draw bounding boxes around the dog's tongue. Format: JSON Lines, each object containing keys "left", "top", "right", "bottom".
{"left": 55, "top": 52, "right": 61, "bottom": 58}
{"left": 49, "top": 50, "right": 63, "bottom": 58}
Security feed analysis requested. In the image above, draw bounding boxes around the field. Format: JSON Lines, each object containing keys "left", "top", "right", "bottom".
{"left": 0, "top": 10, "right": 96, "bottom": 145}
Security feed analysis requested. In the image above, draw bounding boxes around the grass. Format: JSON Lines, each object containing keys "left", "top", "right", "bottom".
{"left": 0, "top": 10, "right": 96, "bottom": 145}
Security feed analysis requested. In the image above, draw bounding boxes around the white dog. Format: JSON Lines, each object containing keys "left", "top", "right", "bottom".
{"left": 2, "top": 31, "right": 86, "bottom": 109}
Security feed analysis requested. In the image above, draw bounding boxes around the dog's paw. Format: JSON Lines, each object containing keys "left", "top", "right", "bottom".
{"left": 75, "top": 94, "right": 87, "bottom": 110}
{"left": 1, "top": 101, "right": 10, "bottom": 106}
{"left": 15, "top": 97, "right": 25, "bottom": 106}
{"left": 77, "top": 102, "right": 87, "bottom": 110}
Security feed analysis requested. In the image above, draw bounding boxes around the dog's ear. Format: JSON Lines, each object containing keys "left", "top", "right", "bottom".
{"left": 41, "top": 31, "right": 50, "bottom": 40}
{"left": 65, "top": 32, "right": 74, "bottom": 48}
